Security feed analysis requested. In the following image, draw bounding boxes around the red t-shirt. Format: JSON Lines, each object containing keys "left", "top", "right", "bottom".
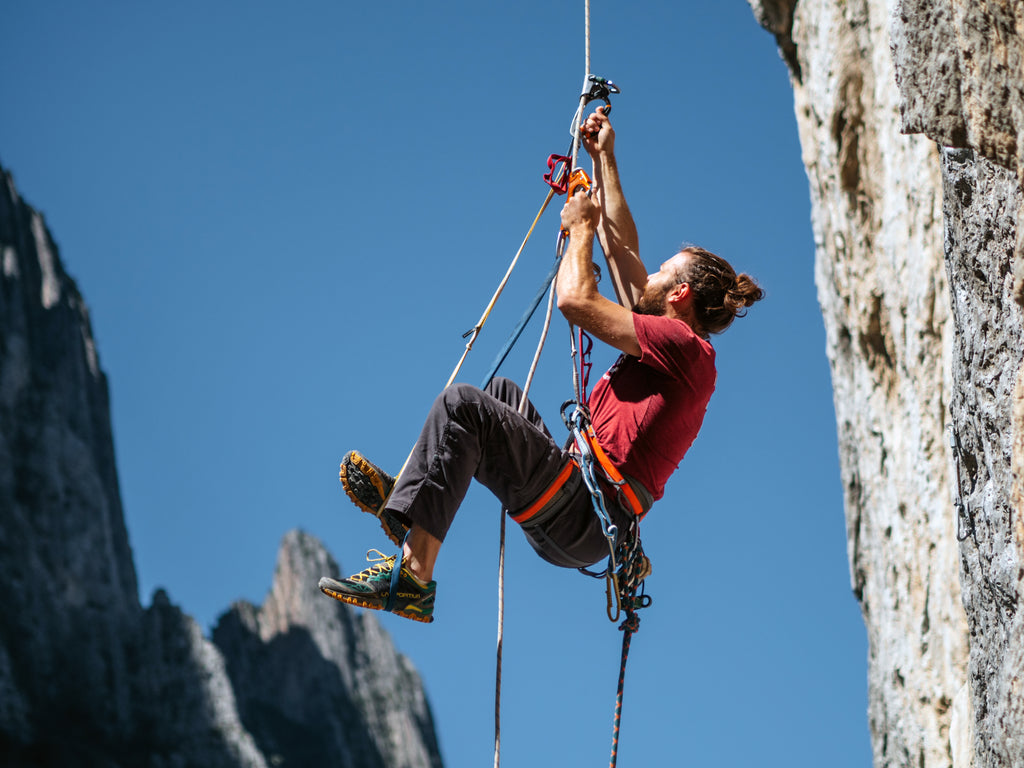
{"left": 587, "top": 313, "right": 717, "bottom": 501}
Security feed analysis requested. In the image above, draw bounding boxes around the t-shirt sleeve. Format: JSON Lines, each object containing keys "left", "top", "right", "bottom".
{"left": 632, "top": 313, "right": 715, "bottom": 383}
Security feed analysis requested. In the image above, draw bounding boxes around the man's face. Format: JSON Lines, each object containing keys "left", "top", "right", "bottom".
{"left": 636, "top": 252, "right": 691, "bottom": 316}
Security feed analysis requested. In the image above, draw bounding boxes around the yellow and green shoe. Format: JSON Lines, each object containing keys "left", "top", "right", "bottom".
{"left": 319, "top": 549, "right": 435, "bottom": 624}
{"left": 339, "top": 451, "right": 409, "bottom": 546}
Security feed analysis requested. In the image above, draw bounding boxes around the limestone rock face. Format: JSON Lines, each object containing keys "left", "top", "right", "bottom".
{"left": 749, "top": 1, "right": 1024, "bottom": 767}
{"left": 748, "top": 1, "right": 967, "bottom": 765}
{"left": 0, "top": 166, "right": 443, "bottom": 768}
{"left": 941, "top": 149, "right": 1023, "bottom": 768}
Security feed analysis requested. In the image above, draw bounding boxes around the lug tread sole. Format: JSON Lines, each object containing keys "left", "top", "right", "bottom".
{"left": 339, "top": 451, "right": 405, "bottom": 546}
{"left": 319, "top": 584, "right": 433, "bottom": 624}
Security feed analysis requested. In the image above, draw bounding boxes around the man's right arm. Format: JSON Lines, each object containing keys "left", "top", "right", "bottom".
{"left": 581, "top": 107, "right": 648, "bottom": 309}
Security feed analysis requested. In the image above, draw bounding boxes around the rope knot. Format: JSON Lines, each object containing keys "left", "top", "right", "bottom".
{"left": 618, "top": 611, "right": 640, "bottom": 634}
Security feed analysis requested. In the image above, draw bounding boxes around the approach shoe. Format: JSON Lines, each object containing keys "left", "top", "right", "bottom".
{"left": 318, "top": 550, "right": 435, "bottom": 624}
{"left": 339, "top": 450, "right": 409, "bottom": 546}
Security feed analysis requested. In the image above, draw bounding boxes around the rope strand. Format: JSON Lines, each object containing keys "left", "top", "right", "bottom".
{"left": 493, "top": 508, "right": 505, "bottom": 768}
{"left": 585, "top": 0, "right": 591, "bottom": 78}
{"left": 495, "top": 4, "right": 593, "bottom": 766}
{"left": 494, "top": 281, "right": 557, "bottom": 768}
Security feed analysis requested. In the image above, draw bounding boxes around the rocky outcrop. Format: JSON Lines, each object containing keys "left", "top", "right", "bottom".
{"left": 894, "top": 6, "right": 1024, "bottom": 765}
{"left": 748, "top": 1, "right": 1023, "bottom": 767}
{"left": 0, "top": 164, "right": 142, "bottom": 760}
{"left": 941, "top": 147, "right": 1023, "bottom": 768}
{"left": 0, "top": 165, "right": 442, "bottom": 768}
{"left": 212, "top": 531, "right": 443, "bottom": 768}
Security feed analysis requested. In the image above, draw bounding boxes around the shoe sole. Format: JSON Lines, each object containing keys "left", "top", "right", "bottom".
{"left": 319, "top": 581, "right": 434, "bottom": 624}
{"left": 339, "top": 451, "right": 408, "bottom": 546}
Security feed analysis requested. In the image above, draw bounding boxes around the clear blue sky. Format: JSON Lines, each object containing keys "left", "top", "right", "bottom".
{"left": 2, "top": 2, "right": 870, "bottom": 766}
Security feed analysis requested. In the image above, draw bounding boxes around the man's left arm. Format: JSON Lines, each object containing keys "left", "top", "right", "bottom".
{"left": 556, "top": 192, "right": 642, "bottom": 358}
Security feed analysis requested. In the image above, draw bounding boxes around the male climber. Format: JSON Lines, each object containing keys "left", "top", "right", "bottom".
{"left": 318, "top": 107, "right": 764, "bottom": 622}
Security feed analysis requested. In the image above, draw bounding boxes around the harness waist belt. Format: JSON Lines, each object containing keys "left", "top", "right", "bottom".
{"left": 511, "top": 443, "right": 651, "bottom": 528}
{"left": 597, "top": 473, "right": 652, "bottom": 519}
{"left": 511, "top": 460, "right": 576, "bottom": 525}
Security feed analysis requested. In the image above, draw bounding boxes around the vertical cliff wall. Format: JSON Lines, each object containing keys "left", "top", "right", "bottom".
{"left": 748, "top": 2, "right": 1023, "bottom": 767}
{"left": 0, "top": 165, "right": 443, "bottom": 768}
{"left": 0, "top": 166, "right": 143, "bottom": 756}
{"left": 893, "top": 4, "right": 1024, "bottom": 765}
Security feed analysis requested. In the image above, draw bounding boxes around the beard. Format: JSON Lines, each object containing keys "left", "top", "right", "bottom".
{"left": 634, "top": 282, "right": 670, "bottom": 316}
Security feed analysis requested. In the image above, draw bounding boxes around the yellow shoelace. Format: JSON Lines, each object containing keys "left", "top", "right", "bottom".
{"left": 348, "top": 550, "right": 397, "bottom": 583}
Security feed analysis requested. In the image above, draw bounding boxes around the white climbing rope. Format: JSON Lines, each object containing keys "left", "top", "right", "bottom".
{"left": 494, "top": 4, "right": 593, "bottom": 765}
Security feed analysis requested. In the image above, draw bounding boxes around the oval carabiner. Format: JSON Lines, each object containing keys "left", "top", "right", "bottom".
{"left": 606, "top": 571, "right": 622, "bottom": 623}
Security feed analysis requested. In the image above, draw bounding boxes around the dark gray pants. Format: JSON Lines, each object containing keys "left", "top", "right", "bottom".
{"left": 385, "top": 377, "right": 625, "bottom": 568}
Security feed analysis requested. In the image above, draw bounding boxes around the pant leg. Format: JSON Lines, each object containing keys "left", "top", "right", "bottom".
{"left": 385, "top": 379, "right": 565, "bottom": 543}
{"left": 482, "top": 376, "right": 552, "bottom": 437}
{"left": 385, "top": 377, "right": 622, "bottom": 568}
{"left": 485, "top": 379, "right": 633, "bottom": 566}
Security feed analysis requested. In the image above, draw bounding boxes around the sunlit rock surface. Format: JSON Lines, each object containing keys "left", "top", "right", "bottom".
{"left": 748, "top": 1, "right": 1023, "bottom": 766}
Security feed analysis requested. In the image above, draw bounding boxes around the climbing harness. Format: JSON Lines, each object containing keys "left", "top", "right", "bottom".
{"left": 562, "top": 402, "right": 649, "bottom": 603}
{"left": 508, "top": 460, "right": 576, "bottom": 526}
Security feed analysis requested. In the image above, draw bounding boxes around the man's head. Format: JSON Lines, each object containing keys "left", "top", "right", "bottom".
{"left": 636, "top": 247, "right": 764, "bottom": 338}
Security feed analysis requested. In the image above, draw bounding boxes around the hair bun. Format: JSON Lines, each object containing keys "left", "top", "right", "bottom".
{"left": 725, "top": 273, "right": 765, "bottom": 314}
{"left": 681, "top": 246, "right": 764, "bottom": 336}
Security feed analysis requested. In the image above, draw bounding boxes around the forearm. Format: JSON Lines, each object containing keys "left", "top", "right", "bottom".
{"left": 556, "top": 220, "right": 642, "bottom": 357}
{"left": 593, "top": 152, "right": 647, "bottom": 308}
{"left": 556, "top": 224, "right": 602, "bottom": 311}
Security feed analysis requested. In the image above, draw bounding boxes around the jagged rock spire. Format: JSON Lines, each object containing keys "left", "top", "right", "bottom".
{"left": 0, "top": 165, "right": 443, "bottom": 768}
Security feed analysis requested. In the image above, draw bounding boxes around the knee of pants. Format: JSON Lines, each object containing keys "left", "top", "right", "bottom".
{"left": 440, "top": 382, "right": 486, "bottom": 411}
{"left": 484, "top": 376, "right": 513, "bottom": 397}
{"left": 483, "top": 376, "right": 524, "bottom": 408}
